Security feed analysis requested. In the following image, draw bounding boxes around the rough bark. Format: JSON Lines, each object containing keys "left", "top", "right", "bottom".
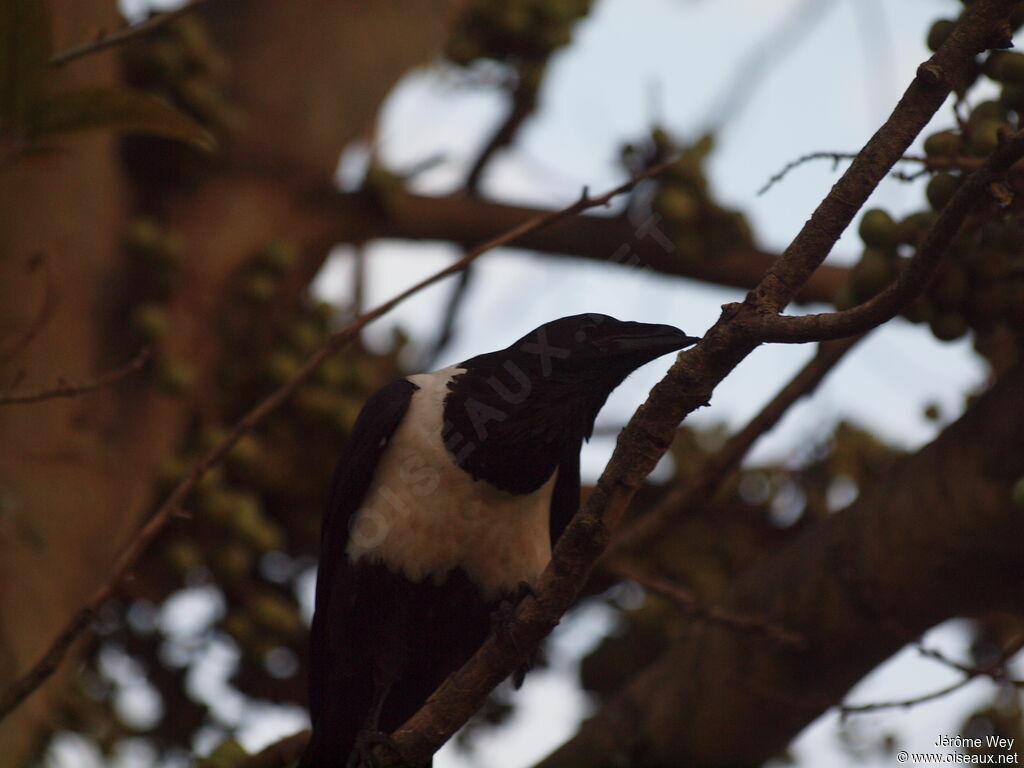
{"left": 1, "top": 1, "right": 137, "bottom": 758}
{"left": 329, "top": 190, "right": 847, "bottom": 305}
{"left": 536, "top": 361, "right": 1024, "bottom": 768}
{"left": 0, "top": 0, "right": 453, "bottom": 761}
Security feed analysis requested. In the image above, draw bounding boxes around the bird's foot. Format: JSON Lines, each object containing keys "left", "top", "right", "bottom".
{"left": 346, "top": 729, "right": 405, "bottom": 768}
{"left": 491, "top": 581, "right": 535, "bottom": 646}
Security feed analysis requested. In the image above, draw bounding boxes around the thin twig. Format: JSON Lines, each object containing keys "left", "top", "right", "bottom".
{"left": 431, "top": 79, "right": 539, "bottom": 362}
{"left": 0, "top": 161, "right": 673, "bottom": 724}
{"left": 759, "top": 152, "right": 869, "bottom": 195}
{"left": 752, "top": 129, "right": 1024, "bottom": 343}
{"left": 756, "top": 151, "right": 988, "bottom": 195}
{"left": 914, "top": 642, "right": 976, "bottom": 675}
{"left": 606, "top": 334, "right": 864, "bottom": 561}
{"left": 351, "top": 245, "right": 365, "bottom": 318}
{"left": 0, "top": 253, "right": 56, "bottom": 362}
{"left": 424, "top": 259, "right": 472, "bottom": 368}
{"left": 840, "top": 677, "right": 975, "bottom": 717}
{"left": 50, "top": 0, "right": 217, "bottom": 67}
{"left": 915, "top": 634, "right": 1024, "bottom": 679}
{"left": 615, "top": 562, "right": 807, "bottom": 650}
{"left": 840, "top": 636, "right": 1024, "bottom": 718}
{"left": 0, "top": 348, "right": 150, "bottom": 405}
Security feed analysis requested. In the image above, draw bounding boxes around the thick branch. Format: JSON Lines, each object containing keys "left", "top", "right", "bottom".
{"left": 752, "top": 129, "right": 1024, "bottom": 343}
{"left": 0, "top": 166, "right": 666, "bottom": 723}
{"left": 329, "top": 190, "right": 847, "bottom": 305}
{"left": 538, "top": 360, "right": 1024, "bottom": 767}
{"left": 744, "top": 3, "right": 1012, "bottom": 316}
{"left": 381, "top": 3, "right": 1017, "bottom": 763}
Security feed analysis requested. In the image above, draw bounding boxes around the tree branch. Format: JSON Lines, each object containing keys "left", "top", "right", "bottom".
{"left": 377, "top": 3, "right": 1018, "bottom": 763}
{"left": 329, "top": 189, "right": 848, "bottom": 305}
{"left": 749, "top": 128, "right": 1024, "bottom": 343}
{"left": 537, "top": 362, "right": 1024, "bottom": 767}
{"left": 614, "top": 562, "right": 807, "bottom": 650}
{"left": 0, "top": 164, "right": 669, "bottom": 723}
{"left": 464, "top": 77, "right": 538, "bottom": 194}
{"left": 423, "top": 257, "right": 472, "bottom": 368}
{"left": 49, "top": 0, "right": 217, "bottom": 67}
{"left": 741, "top": 4, "right": 1012, "bottom": 319}
{"left": 755, "top": 151, "right": 982, "bottom": 195}
{"left": 0, "top": 348, "right": 150, "bottom": 405}
{"left": 840, "top": 636, "right": 1024, "bottom": 718}
{"left": 605, "top": 333, "right": 864, "bottom": 562}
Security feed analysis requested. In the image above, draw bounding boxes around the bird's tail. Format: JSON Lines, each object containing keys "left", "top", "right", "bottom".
{"left": 299, "top": 665, "right": 371, "bottom": 767}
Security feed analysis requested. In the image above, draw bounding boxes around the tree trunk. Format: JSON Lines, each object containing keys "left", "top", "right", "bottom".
{"left": 0, "top": 1, "right": 453, "bottom": 761}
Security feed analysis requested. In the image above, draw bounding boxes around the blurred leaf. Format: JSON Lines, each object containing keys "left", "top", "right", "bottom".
{"left": 29, "top": 87, "right": 217, "bottom": 151}
{"left": 689, "top": 132, "right": 715, "bottom": 161}
{"left": 0, "top": 0, "right": 52, "bottom": 132}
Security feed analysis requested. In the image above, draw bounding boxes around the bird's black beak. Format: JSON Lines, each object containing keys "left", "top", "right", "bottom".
{"left": 605, "top": 322, "right": 700, "bottom": 360}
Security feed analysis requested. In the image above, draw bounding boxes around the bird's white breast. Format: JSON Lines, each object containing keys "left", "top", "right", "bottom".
{"left": 345, "top": 366, "right": 554, "bottom": 598}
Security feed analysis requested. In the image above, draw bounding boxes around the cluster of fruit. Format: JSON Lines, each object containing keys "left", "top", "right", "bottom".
{"left": 630, "top": 130, "right": 753, "bottom": 263}
{"left": 444, "top": 0, "right": 592, "bottom": 72}
{"left": 152, "top": 291, "right": 401, "bottom": 674}
{"left": 234, "top": 239, "right": 299, "bottom": 307}
{"left": 122, "top": 14, "right": 241, "bottom": 136}
{"left": 844, "top": 200, "right": 1024, "bottom": 348}
{"left": 121, "top": 216, "right": 198, "bottom": 395}
{"left": 839, "top": 7, "right": 1024, "bottom": 357}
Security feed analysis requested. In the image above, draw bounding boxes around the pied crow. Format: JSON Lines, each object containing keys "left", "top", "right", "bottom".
{"left": 300, "top": 313, "right": 699, "bottom": 767}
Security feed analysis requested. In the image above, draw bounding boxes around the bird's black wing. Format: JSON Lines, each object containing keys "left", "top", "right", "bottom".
{"left": 304, "top": 378, "right": 418, "bottom": 766}
{"left": 549, "top": 438, "right": 582, "bottom": 546}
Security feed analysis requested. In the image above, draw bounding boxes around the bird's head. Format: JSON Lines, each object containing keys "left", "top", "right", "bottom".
{"left": 504, "top": 313, "right": 700, "bottom": 387}
{"left": 444, "top": 314, "right": 700, "bottom": 493}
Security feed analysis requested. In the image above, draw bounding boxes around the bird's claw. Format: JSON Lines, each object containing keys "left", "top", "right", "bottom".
{"left": 490, "top": 581, "right": 534, "bottom": 651}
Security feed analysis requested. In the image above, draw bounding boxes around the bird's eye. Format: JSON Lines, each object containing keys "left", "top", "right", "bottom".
{"left": 574, "top": 317, "right": 600, "bottom": 342}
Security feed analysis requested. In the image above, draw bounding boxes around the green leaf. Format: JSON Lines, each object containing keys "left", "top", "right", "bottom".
{"left": 0, "top": 0, "right": 53, "bottom": 132}
{"left": 28, "top": 87, "right": 217, "bottom": 152}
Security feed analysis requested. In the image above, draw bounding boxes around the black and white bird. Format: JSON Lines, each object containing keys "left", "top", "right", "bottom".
{"left": 300, "top": 313, "right": 699, "bottom": 767}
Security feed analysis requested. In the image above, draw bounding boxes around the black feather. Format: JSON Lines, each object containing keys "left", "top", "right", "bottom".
{"left": 303, "top": 379, "right": 418, "bottom": 766}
